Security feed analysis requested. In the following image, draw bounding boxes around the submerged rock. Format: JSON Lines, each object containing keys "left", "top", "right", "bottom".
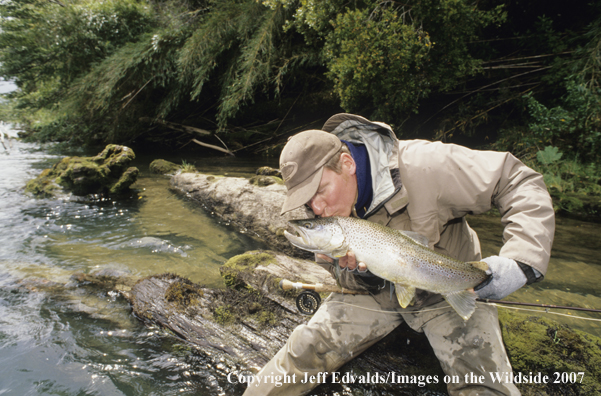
{"left": 119, "top": 236, "right": 190, "bottom": 257}
{"left": 25, "top": 144, "right": 138, "bottom": 198}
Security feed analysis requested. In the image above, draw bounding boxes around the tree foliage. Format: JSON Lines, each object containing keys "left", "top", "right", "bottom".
{"left": 0, "top": 0, "right": 599, "bottom": 159}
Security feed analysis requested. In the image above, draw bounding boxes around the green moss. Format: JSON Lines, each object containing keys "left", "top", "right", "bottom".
{"left": 25, "top": 145, "right": 138, "bottom": 198}
{"left": 24, "top": 168, "right": 59, "bottom": 197}
{"left": 149, "top": 159, "right": 181, "bottom": 175}
{"left": 209, "top": 286, "right": 284, "bottom": 328}
{"left": 213, "top": 304, "right": 236, "bottom": 325}
{"left": 225, "top": 251, "right": 277, "bottom": 270}
{"left": 249, "top": 175, "right": 283, "bottom": 187}
{"left": 499, "top": 310, "right": 601, "bottom": 395}
{"left": 109, "top": 167, "right": 139, "bottom": 195}
{"left": 220, "top": 251, "right": 277, "bottom": 289}
{"left": 94, "top": 144, "right": 136, "bottom": 172}
{"left": 165, "top": 279, "right": 204, "bottom": 307}
{"left": 254, "top": 310, "right": 278, "bottom": 326}
{"left": 255, "top": 166, "right": 281, "bottom": 177}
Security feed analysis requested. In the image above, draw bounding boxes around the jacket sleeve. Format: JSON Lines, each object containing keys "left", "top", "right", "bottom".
{"left": 400, "top": 141, "right": 555, "bottom": 275}
{"left": 490, "top": 151, "right": 555, "bottom": 275}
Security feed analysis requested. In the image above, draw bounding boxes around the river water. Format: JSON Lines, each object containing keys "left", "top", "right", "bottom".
{"left": 0, "top": 130, "right": 600, "bottom": 395}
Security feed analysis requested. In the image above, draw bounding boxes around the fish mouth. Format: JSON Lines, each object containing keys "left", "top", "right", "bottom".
{"left": 283, "top": 224, "right": 318, "bottom": 251}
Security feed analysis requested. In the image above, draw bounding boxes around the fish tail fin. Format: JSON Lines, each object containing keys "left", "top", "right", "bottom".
{"left": 443, "top": 289, "right": 478, "bottom": 321}
{"left": 394, "top": 283, "right": 416, "bottom": 308}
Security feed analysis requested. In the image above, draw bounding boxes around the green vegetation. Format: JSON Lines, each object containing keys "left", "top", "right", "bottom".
{"left": 149, "top": 159, "right": 181, "bottom": 175}
{"left": 498, "top": 309, "right": 601, "bottom": 395}
{"left": 525, "top": 146, "right": 601, "bottom": 217}
{"left": 179, "top": 160, "right": 197, "bottom": 173}
{"left": 165, "top": 278, "right": 204, "bottom": 306}
{"left": 220, "top": 251, "right": 277, "bottom": 289}
{"left": 1, "top": 0, "right": 601, "bottom": 216}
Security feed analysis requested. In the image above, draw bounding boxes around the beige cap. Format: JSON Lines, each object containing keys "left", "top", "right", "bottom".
{"left": 279, "top": 130, "right": 342, "bottom": 215}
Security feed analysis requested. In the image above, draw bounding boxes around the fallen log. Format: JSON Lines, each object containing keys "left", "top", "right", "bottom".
{"left": 126, "top": 250, "right": 448, "bottom": 395}
{"left": 10, "top": 252, "right": 601, "bottom": 395}
{"left": 170, "top": 172, "right": 313, "bottom": 258}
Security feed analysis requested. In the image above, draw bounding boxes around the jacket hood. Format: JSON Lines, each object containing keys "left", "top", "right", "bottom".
{"left": 322, "top": 113, "right": 404, "bottom": 217}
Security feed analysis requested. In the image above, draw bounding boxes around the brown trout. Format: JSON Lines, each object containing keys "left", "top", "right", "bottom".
{"left": 284, "top": 217, "right": 490, "bottom": 320}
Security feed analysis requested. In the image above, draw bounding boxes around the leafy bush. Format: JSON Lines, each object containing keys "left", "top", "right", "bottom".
{"left": 528, "top": 146, "right": 601, "bottom": 213}
{"left": 324, "top": 7, "right": 432, "bottom": 120}
{"left": 272, "top": 0, "right": 506, "bottom": 125}
{"left": 495, "top": 78, "right": 601, "bottom": 161}
{"left": 527, "top": 80, "right": 601, "bottom": 162}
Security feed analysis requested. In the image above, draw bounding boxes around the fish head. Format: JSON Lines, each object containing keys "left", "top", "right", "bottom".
{"left": 284, "top": 218, "right": 348, "bottom": 258}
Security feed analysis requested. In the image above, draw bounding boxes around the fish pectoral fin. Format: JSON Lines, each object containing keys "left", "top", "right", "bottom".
{"left": 400, "top": 231, "right": 429, "bottom": 247}
{"left": 443, "top": 289, "right": 478, "bottom": 321}
{"left": 394, "top": 283, "right": 416, "bottom": 308}
{"left": 468, "top": 261, "right": 490, "bottom": 273}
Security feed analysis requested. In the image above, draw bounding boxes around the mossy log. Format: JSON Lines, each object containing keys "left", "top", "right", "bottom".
{"left": 126, "top": 250, "right": 448, "bottom": 395}
{"left": 11, "top": 253, "right": 601, "bottom": 395}
{"left": 127, "top": 251, "right": 338, "bottom": 371}
{"left": 170, "top": 172, "right": 313, "bottom": 257}
{"left": 125, "top": 250, "right": 601, "bottom": 395}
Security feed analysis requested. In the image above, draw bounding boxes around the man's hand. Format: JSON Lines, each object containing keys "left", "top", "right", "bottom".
{"left": 475, "top": 256, "right": 527, "bottom": 300}
{"left": 316, "top": 251, "right": 368, "bottom": 272}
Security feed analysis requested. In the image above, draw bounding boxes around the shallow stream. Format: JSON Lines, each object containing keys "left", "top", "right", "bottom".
{"left": 0, "top": 131, "right": 599, "bottom": 395}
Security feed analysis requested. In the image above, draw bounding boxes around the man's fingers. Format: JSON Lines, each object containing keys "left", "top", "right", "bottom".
{"left": 320, "top": 252, "right": 364, "bottom": 272}
{"left": 316, "top": 253, "right": 333, "bottom": 263}
{"left": 345, "top": 251, "right": 357, "bottom": 270}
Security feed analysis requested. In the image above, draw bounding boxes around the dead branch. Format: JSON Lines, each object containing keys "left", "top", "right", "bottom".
{"left": 139, "top": 117, "right": 211, "bottom": 136}
{"left": 191, "top": 138, "right": 234, "bottom": 156}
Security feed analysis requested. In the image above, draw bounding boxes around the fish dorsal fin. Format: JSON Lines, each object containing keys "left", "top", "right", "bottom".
{"left": 394, "top": 283, "right": 416, "bottom": 308}
{"left": 468, "top": 261, "right": 490, "bottom": 273}
{"left": 443, "top": 289, "right": 478, "bottom": 321}
{"left": 400, "top": 231, "right": 429, "bottom": 247}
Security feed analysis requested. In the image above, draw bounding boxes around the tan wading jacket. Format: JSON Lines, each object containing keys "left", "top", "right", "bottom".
{"left": 318, "top": 114, "right": 555, "bottom": 307}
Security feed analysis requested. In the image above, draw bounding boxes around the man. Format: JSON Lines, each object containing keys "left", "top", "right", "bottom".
{"left": 243, "top": 113, "right": 555, "bottom": 396}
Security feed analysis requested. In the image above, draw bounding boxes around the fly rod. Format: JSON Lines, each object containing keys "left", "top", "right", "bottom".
{"left": 477, "top": 298, "right": 601, "bottom": 313}
{"left": 280, "top": 278, "right": 601, "bottom": 315}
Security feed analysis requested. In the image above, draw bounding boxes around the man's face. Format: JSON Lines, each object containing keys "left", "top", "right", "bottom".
{"left": 308, "top": 153, "right": 357, "bottom": 217}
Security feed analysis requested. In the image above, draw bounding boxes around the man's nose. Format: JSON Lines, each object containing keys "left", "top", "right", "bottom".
{"left": 309, "top": 197, "right": 325, "bottom": 215}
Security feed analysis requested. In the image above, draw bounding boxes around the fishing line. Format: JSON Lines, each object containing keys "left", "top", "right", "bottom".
{"left": 484, "top": 303, "right": 601, "bottom": 322}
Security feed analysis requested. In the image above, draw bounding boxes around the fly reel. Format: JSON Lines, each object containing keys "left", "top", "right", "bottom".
{"left": 280, "top": 279, "right": 367, "bottom": 315}
{"left": 295, "top": 290, "right": 321, "bottom": 315}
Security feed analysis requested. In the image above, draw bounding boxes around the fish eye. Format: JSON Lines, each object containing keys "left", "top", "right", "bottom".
{"left": 302, "top": 222, "right": 312, "bottom": 229}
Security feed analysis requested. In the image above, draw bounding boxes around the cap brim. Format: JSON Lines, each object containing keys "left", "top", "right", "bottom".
{"left": 280, "top": 166, "right": 323, "bottom": 215}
